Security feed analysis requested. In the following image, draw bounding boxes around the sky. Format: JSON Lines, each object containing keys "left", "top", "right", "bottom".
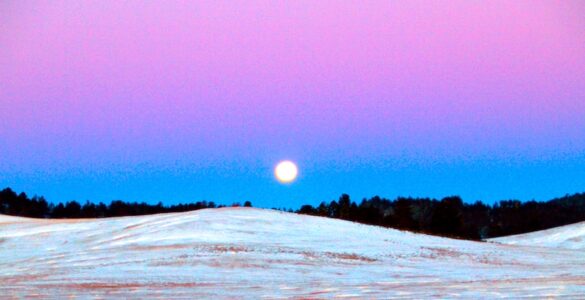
{"left": 1, "top": 1, "right": 584, "bottom": 208}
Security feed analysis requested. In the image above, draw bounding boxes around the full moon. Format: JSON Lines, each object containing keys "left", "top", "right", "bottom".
{"left": 274, "top": 160, "right": 298, "bottom": 183}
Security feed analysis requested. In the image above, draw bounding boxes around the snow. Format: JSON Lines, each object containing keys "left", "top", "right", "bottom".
{"left": 1, "top": 207, "right": 584, "bottom": 298}
{"left": 488, "top": 221, "right": 585, "bottom": 250}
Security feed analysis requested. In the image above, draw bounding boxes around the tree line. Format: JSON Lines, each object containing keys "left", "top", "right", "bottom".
{"left": 297, "top": 193, "right": 585, "bottom": 240}
{"left": 0, "top": 188, "right": 250, "bottom": 219}
{"left": 1, "top": 187, "right": 584, "bottom": 240}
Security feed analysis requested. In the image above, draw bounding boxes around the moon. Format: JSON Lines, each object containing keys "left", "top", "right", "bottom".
{"left": 274, "top": 160, "right": 298, "bottom": 183}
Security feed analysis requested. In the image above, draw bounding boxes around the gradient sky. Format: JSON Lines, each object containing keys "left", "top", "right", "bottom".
{"left": 1, "top": 1, "right": 584, "bottom": 208}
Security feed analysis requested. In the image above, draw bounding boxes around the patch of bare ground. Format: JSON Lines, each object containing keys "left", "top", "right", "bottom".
{"left": 123, "top": 222, "right": 148, "bottom": 231}
{"left": 1, "top": 273, "right": 51, "bottom": 285}
{"left": 148, "top": 255, "right": 269, "bottom": 269}
{"left": 306, "top": 290, "right": 332, "bottom": 297}
{"left": 150, "top": 254, "right": 320, "bottom": 268}
{"left": 300, "top": 251, "right": 319, "bottom": 260}
{"left": 264, "top": 258, "right": 318, "bottom": 266}
{"left": 418, "top": 247, "right": 528, "bottom": 267}
{"left": 479, "top": 275, "right": 585, "bottom": 286}
{"left": 91, "top": 234, "right": 136, "bottom": 247}
{"left": 143, "top": 243, "right": 255, "bottom": 254}
{"left": 473, "top": 255, "right": 507, "bottom": 266}
{"left": 39, "top": 281, "right": 217, "bottom": 291}
{"left": 324, "top": 252, "right": 377, "bottom": 262}
{"left": 369, "top": 275, "right": 585, "bottom": 293}
{"left": 296, "top": 250, "right": 377, "bottom": 263}
{"left": 206, "top": 245, "right": 250, "bottom": 253}
{"left": 420, "top": 247, "right": 463, "bottom": 259}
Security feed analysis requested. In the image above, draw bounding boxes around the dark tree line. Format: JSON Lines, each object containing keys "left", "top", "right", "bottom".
{"left": 0, "top": 188, "right": 251, "bottom": 219}
{"left": 297, "top": 193, "right": 585, "bottom": 240}
{"left": 1, "top": 186, "right": 584, "bottom": 240}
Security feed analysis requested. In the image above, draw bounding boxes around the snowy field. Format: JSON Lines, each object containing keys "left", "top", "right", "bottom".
{"left": 489, "top": 221, "right": 585, "bottom": 250}
{"left": 1, "top": 208, "right": 584, "bottom": 298}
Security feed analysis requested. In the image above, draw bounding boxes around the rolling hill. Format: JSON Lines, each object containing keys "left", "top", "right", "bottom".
{"left": 1, "top": 208, "right": 584, "bottom": 298}
{"left": 488, "top": 221, "right": 585, "bottom": 250}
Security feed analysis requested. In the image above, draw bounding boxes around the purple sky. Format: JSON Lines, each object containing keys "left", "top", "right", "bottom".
{"left": 1, "top": 1, "right": 584, "bottom": 207}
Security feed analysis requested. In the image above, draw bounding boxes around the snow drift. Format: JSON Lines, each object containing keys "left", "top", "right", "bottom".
{"left": 1, "top": 208, "right": 584, "bottom": 298}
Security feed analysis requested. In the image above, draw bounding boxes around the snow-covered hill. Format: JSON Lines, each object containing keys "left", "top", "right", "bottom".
{"left": 1, "top": 208, "right": 584, "bottom": 298}
{"left": 488, "top": 221, "right": 585, "bottom": 250}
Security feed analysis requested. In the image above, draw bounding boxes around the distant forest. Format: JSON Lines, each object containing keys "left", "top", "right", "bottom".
{"left": 1, "top": 187, "right": 584, "bottom": 240}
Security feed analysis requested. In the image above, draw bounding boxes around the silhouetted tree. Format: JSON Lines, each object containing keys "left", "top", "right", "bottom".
{"left": 299, "top": 205, "right": 316, "bottom": 215}
{"left": 393, "top": 198, "right": 415, "bottom": 229}
{"left": 338, "top": 194, "right": 351, "bottom": 219}
{"left": 431, "top": 196, "right": 464, "bottom": 236}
